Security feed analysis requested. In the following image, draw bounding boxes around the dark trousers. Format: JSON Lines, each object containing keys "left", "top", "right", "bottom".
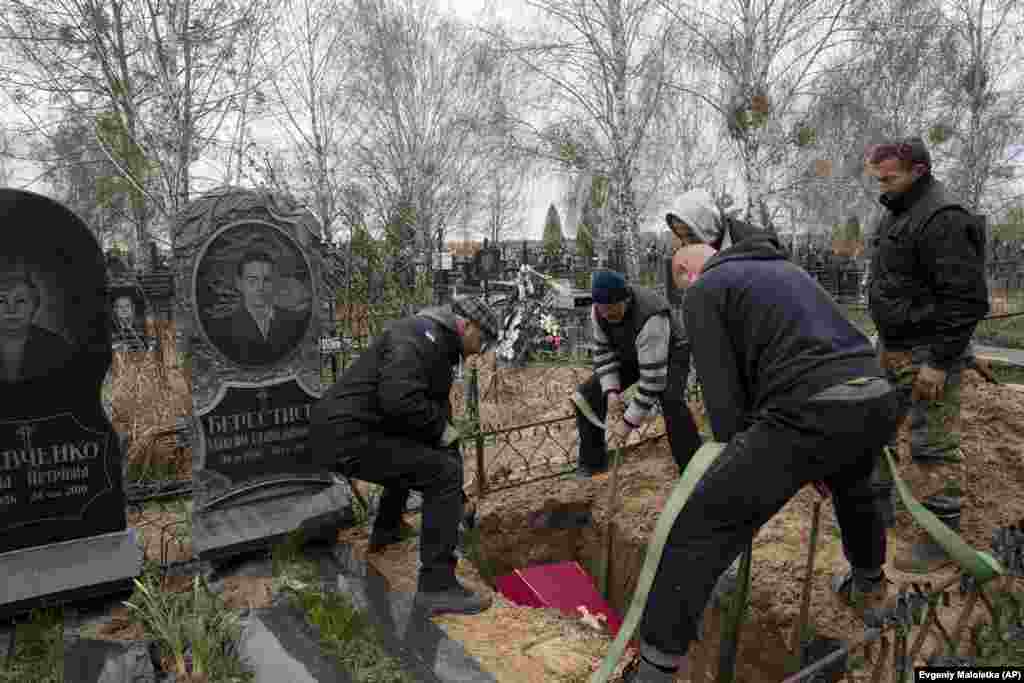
{"left": 575, "top": 344, "right": 702, "bottom": 473}
{"left": 638, "top": 383, "right": 902, "bottom": 655}
{"left": 333, "top": 432, "right": 464, "bottom": 588}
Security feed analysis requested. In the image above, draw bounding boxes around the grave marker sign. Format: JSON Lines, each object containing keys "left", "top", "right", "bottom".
{"left": 174, "top": 187, "right": 354, "bottom": 562}
{"left": 0, "top": 188, "right": 142, "bottom": 618}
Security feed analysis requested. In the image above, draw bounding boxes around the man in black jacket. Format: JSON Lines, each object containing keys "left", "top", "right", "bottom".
{"left": 574, "top": 269, "right": 702, "bottom": 478}
{"left": 865, "top": 137, "right": 989, "bottom": 574}
{"left": 620, "top": 221, "right": 902, "bottom": 683}
{"left": 311, "top": 296, "right": 500, "bottom": 616}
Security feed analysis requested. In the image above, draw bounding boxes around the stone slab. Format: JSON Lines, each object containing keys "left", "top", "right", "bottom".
{"left": 329, "top": 546, "right": 497, "bottom": 683}
{"left": 63, "top": 638, "right": 156, "bottom": 683}
{"left": 0, "top": 528, "right": 142, "bottom": 619}
{"left": 193, "top": 480, "right": 354, "bottom": 563}
{"left": 238, "top": 599, "right": 355, "bottom": 683}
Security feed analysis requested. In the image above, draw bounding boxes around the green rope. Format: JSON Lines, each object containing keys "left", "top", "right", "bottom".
{"left": 589, "top": 441, "right": 729, "bottom": 683}
{"left": 883, "top": 447, "right": 1004, "bottom": 582}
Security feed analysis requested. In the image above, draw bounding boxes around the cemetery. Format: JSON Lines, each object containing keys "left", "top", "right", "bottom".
{"left": 0, "top": 190, "right": 1020, "bottom": 683}
{"left": 1, "top": 0, "right": 1024, "bottom": 676}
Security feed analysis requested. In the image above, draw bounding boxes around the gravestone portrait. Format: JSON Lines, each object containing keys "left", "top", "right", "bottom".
{"left": 174, "top": 187, "right": 353, "bottom": 563}
{"left": 195, "top": 230, "right": 312, "bottom": 368}
{"left": 0, "top": 188, "right": 141, "bottom": 618}
{"left": 109, "top": 286, "right": 150, "bottom": 353}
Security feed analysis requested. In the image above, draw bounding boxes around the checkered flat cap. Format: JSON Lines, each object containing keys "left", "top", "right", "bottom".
{"left": 451, "top": 296, "right": 501, "bottom": 341}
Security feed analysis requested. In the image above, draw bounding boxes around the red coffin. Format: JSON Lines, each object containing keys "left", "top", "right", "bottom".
{"left": 495, "top": 561, "right": 624, "bottom": 637}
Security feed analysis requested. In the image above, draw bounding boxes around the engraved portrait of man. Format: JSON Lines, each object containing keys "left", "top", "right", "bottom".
{"left": 202, "top": 248, "right": 310, "bottom": 366}
{"left": 0, "top": 267, "right": 74, "bottom": 383}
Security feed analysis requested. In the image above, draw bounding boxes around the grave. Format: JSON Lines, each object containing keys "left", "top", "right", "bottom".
{"left": 0, "top": 188, "right": 143, "bottom": 619}
{"left": 173, "top": 187, "right": 355, "bottom": 563}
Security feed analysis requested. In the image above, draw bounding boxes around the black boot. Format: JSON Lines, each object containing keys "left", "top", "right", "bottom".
{"left": 893, "top": 495, "right": 962, "bottom": 574}
{"left": 414, "top": 567, "right": 492, "bottom": 616}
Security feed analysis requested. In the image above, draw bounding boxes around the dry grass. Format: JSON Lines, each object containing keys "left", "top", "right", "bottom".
{"left": 108, "top": 320, "right": 193, "bottom": 480}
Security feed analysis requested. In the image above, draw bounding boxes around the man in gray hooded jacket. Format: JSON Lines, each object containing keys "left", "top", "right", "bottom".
{"left": 311, "top": 296, "right": 500, "bottom": 616}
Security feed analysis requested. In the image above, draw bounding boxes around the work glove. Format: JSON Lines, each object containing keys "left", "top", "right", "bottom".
{"left": 912, "top": 364, "right": 947, "bottom": 402}
{"left": 440, "top": 422, "right": 461, "bottom": 448}
{"left": 606, "top": 390, "right": 625, "bottom": 418}
{"left": 879, "top": 349, "right": 912, "bottom": 373}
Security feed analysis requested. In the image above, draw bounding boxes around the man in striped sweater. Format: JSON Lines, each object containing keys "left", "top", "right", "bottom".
{"left": 573, "top": 269, "right": 702, "bottom": 478}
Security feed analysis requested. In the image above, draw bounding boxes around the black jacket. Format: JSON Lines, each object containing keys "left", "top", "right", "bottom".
{"left": 684, "top": 232, "right": 881, "bottom": 442}
{"left": 311, "top": 307, "right": 462, "bottom": 451}
{"left": 868, "top": 175, "right": 988, "bottom": 366}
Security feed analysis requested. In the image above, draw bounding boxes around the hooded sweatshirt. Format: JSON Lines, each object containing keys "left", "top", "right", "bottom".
{"left": 683, "top": 232, "right": 882, "bottom": 442}
{"left": 670, "top": 190, "right": 764, "bottom": 253}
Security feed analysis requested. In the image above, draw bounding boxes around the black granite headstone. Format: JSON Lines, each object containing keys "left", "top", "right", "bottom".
{"left": 175, "top": 188, "right": 354, "bottom": 562}
{"left": 0, "top": 189, "right": 142, "bottom": 619}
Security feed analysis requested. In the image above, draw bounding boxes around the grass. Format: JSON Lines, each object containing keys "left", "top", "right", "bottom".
{"left": 0, "top": 607, "right": 63, "bottom": 683}
{"left": 122, "top": 569, "right": 253, "bottom": 682}
{"left": 271, "top": 532, "right": 414, "bottom": 683}
{"left": 970, "top": 584, "right": 1024, "bottom": 666}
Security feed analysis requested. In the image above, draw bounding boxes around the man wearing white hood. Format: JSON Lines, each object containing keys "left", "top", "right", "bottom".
{"left": 621, "top": 191, "right": 902, "bottom": 682}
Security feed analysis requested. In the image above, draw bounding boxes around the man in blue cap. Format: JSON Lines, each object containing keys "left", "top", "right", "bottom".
{"left": 573, "top": 269, "right": 702, "bottom": 478}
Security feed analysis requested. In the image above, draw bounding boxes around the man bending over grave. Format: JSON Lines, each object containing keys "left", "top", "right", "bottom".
{"left": 311, "top": 295, "right": 500, "bottom": 617}
{"left": 574, "top": 269, "right": 702, "bottom": 478}
{"left": 622, "top": 194, "right": 903, "bottom": 682}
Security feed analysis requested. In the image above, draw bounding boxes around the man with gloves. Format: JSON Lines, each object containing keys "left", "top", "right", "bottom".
{"left": 574, "top": 269, "right": 702, "bottom": 478}
{"left": 311, "top": 296, "right": 500, "bottom": 616}
{"left": 865, "top": 137, "right": 988, "bottom": 574}
{"left": 622, "top": 195, "right": 902, "bottom": 682}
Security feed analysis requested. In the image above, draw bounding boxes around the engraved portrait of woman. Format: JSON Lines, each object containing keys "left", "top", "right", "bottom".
{"left": 0, "top": 266, "right": 74, "bottom": 383}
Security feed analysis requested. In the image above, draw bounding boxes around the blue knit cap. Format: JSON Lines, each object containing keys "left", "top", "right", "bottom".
{"left": 591, "top": 270, "right": 628, "bottom": 304}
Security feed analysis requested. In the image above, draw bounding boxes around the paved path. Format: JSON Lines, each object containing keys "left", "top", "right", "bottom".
{"left": 974, "top": 344, "right": 1024, "bottom": 367}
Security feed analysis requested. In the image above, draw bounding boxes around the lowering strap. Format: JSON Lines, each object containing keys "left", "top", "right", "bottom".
{"left": 883, "top": 447, "right": 1003, "bottom": 582}
{"left": 589, "top": 441, "right": 728, "bottom": 683}
{"left": 589, "top": 444, "right": 1006, "bottom": 682}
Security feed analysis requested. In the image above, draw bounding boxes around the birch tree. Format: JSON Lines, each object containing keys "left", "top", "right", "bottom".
{"left": 491, "top": 0, "right": 682, "bottom": 280}
{"left": 933, "top": 0, "right": 1024, "bottom": 214}
{"left": 346, "top": 0, "right": 522, "bottom": 280}
{"left": 257, "top": 0, "right": 366, "bottom": 241}
{"left": 0, "top": 0, "right": 278, "bottom": 254}
{"left": 659, "top": 0, "right": 867, "bottom": 230}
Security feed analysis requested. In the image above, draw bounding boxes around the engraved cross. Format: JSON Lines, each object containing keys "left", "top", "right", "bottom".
{"left": 16, "top": 424, "right": 35, "bottom": 452}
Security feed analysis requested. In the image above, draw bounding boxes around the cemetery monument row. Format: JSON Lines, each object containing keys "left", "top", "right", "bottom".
{"left": 0, "top": 188, "right": 142, "bottom": 618}
{"left": 175, "top": 187, "right": 354, "bottom": 563}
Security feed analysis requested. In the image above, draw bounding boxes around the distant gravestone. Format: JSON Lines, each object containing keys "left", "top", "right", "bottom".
{"left": 109, "top": 285, "right": 151, "bottom": 353}
{"left": 0, "top": 189, "right": 142, "bottom": 619}
{"left": 174, "top": 187, "right": 354, "bottom": 563}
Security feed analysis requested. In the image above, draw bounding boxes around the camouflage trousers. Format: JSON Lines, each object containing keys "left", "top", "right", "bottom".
{"left": 876, "top": 340, "right": 967, "bottom": 500}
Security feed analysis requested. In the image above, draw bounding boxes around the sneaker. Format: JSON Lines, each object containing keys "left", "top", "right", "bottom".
{"left": 413, "top": 581, "right": 493, "bottom": 616}
{"left": 832, "top": 570, "right": 889, "bottom": 610}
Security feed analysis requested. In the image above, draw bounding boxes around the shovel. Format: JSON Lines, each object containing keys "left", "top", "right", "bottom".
{"left": 572, "top": 389, "right": 634, "bottom": 599}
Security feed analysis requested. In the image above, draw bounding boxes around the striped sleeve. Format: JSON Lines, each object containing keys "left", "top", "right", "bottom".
{"left": 624, "top": 314, "right": 670, "bottom": 427}
{"left": 591, "top": 306, "right": 622, "bottom": 394}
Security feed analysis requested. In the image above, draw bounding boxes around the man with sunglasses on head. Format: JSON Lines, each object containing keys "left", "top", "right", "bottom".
{"left": 573, "top": 266, "right": 702, "bottom": 479}
{"left": 311, "top": 295, "right": 500, "bottom": 616}
{"left": 865, "top": 136, "right": 988, "bottom": 574}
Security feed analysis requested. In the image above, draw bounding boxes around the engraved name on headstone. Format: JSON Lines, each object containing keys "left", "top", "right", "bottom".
{"left": 0, "top": 188, "right": 141, "bottom": 619}
{"left": 174, "top": 188, "right": 353, "bottom": 562}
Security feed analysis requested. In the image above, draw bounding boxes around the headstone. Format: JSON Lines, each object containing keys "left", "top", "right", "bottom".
{"left": 109, "top": 285, "right": 151, "bottom": 352}
{"left": 0, "top": 189, "right": 142, "bottom": 619}
{"left": 174, "top": 187, "right": 354, "bottom": 563}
